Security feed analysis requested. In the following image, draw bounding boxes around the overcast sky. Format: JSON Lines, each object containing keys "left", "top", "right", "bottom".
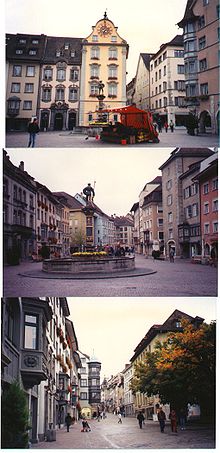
{"left": 7, "top": 148, "right": 172, "bottom": 216}
{"left": 5, "top": 0, "right": 187, "bottom": 80}
{"left": 68, "top": 297, "right": 216, "bottom": 379}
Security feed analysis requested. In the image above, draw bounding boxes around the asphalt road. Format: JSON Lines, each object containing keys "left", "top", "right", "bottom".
{"left": 3, "top": 254, "right": 217, "bottom": 297}
{"left": 32, "top": 413, "right": 215, "bottom": 449}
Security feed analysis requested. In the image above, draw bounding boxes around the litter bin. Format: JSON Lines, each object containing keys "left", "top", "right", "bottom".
{"left": 47, "top": 429, "right": 56, "bottom": 442}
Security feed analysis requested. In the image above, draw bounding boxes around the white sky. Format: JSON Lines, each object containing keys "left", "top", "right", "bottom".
{"left": 68, "top": 297, "right": 217, "bottom": 379}
{"left": 5, "top": 0, "right": 187, "bottom": 80}
{"left": 6, "top": 148, "right": 172, "bottom": 216}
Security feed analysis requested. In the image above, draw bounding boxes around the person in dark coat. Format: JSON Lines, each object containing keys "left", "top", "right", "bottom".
{"left": 157, "top": 408, "right": 166, "bottom": 433}
{"left": 65, "top": 413, "right": 72, "bottom": 432}
{"left": 27, "top": 118, "right": 40, "bottom": 147}
{"left": 137, "top": 411, "right": 145, "bottom": 429}
{"left": 169, "top": 409, "right": 177, "bottom": 433}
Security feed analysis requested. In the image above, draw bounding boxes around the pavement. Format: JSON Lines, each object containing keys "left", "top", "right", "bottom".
{"left": 3, "top": 254, "right": 217, "bottom": 297}
{"left": 32, "top": 413, "right": 215, "bottom": 449}
{"left": 5, "top": 129, "right": 219, "bottom": 148}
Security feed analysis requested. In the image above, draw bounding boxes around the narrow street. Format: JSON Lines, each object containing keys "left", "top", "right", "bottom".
{"left": 32, "top": 413, "right": 215, "bottom": 449}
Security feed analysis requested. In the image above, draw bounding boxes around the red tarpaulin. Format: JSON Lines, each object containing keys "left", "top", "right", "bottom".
{"left": 102, "top": 105, "right": 155, "bottom": 132}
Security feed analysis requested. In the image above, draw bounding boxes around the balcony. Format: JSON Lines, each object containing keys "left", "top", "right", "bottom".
{"left": 20, "top": 349, "right": 48, "bottom": 389}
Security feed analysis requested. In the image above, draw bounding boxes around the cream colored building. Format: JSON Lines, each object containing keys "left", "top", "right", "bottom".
{"left": 150, "top": 35, "right": 190, "bottom": 127}
{"left": 142, "top": 179, "right": 163, "bottom": 256}
{"left": 138, "top": 177, "right": 162, "bottom": 254}
{"left": 79, "top": 13, "right": 129, "bottom": 127}
{"left": 133, "top": 53, "right": 153, "bottom": 111}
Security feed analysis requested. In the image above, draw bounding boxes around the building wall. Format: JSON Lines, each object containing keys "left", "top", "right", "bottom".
{"left": 79, "top": 16, "right": 128, "bottom": 127}
{"left": 133, "top": 56, "right": 150, "bottom": 110}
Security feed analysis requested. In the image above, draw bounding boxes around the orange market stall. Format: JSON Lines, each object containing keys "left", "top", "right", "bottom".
{"left": 99, "top": 105, "right": 159, "bottom": 144}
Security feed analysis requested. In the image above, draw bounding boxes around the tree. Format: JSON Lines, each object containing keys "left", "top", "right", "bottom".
{"left": 70, "top": 229, "right": 86, "bottom": 252}
{"left": 130, "top": 320, "right": 216, "bottom": 419}
{"left": 1, "top": 381, "right": 30, "bottom": 448}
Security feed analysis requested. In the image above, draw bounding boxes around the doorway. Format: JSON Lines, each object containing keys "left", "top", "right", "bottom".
{"left": 54, "top": 113, "right": 63, "bottom": 130}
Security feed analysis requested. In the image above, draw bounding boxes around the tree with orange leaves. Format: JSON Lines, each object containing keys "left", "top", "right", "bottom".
{"left": 130, "top": 319, "right": 215, "bottom": 420}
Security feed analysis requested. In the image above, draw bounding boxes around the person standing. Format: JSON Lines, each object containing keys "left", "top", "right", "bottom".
{"left": 65, "top": 413, "right": 72, "bottom": 432}
{"left": 169, "top": 248, "right": 175, "bottom": 263}
{"left": 164, "top": 122, "right": 168, "bottom": 133}
{"left": 117, "top": 413, "right": 122, "bottom": 424}
{"left": 179, "top": 407, "right": 187, "bottom": 430}
{"left": 169, "top": 409, "right": 178, "bottom": 433}
{"left": 137, "top": 411, "right": 145, "bottom": 429}
{"left": 27, "top": 118, "right": 40, "bottom": 147}
{"left": 169, "top": 120, "right": 174, "bottom": 132}
{"left": 157, "top": 407, "right": 166, "bottom": 433}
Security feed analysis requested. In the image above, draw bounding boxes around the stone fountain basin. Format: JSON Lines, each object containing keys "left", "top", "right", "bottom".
{"left": 42, "top": 256, "right": 135, "bottom": 274}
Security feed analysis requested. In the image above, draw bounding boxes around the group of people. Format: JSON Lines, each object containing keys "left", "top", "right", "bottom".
{"left": 153, "top": 120, "right": 175, "bottom": 133}
{"left": 157, "top": 407, "right": 187, "bottom": 433}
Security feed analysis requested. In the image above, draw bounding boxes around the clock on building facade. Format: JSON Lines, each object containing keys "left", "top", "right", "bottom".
{"left": 97, "top": 21, "right": 113, "bottom": 37}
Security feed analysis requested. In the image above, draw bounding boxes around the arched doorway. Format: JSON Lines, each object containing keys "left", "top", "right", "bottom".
{"left": 54, "top": 113, "right": 63, "bottom": 130}
{"left": 199, "top": 111, "right": 211, "bottom": 133}
{"left": 68, "top": 111, "right": 77, "bottom": 130}
{"left": 167, "top": 240, "right": 176, "bottom": 257}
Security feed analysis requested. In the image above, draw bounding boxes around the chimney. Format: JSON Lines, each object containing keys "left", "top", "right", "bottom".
{"left": 19, "top": 161, "right": 24, "bottom": 171}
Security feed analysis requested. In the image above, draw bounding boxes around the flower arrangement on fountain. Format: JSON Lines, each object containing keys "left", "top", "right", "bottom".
{"left": 72, "top": 251, "right": 108, "bottom": 257}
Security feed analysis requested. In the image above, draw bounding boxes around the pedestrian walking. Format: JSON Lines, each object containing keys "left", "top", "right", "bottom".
{"left": 179, "top": 407, "right": 187, "bottom": 430}
{"left": 81, "top": 418, "right": 91, "bottom": 432}
{"left": 169, "top": 248, "right": 175, "bottom": 263}
{"left": 169, "top": 120, "right": 174, "bottom": 132}
{"left": 137, "top": 411, "right": 145, "bottom": 429}
{"left": 65, "top": 413, "right": 72, "bottom": 432}
{"left": 169, "top": 409, "right": 178, "bottom": 433}
{"left": 117, "top": 413, "right": 122, "bottom": 424}
{"left": 27, "top": 118, "right": 40, "bottom": 147}
{"left": 157, "top": 407, "right": 166, "bottom": 433}
{"left": 164, "top": 122, "right": 168, "bottom": 133}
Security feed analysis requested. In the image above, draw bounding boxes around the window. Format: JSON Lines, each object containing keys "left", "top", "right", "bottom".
{"left": 213, "top": 199, "right": 218, "bottom": 212}
{"left": 90, "top": 64, "right": 99, "bottom": 78}
{"left": 198, "top": 15, "right": 205, "bottom": 29}
{"left": 90, "top": 83, "right": 99, "bottom": 96}
{"left": 26, "top": 66, "right": 35, "bottom": 77}
{"left": 158, "top": 218, "right": 163, "bottom": 227}
{"left": 174, "top": 50, "right": 184, "bottom": 58}
{"left": 163, "top": 66, "right": 166, "bottom": 76}
{"left": 163, "top": 81, "right": 167, "bottom": 91}
{"left": 42, "top": 87, "right": 51, "bottom": 101}
{"left": 44, "top": 68, "right": 53, "bottom": 81}
{"left": 80, "top": 392, "right": 87, "bottom": 400}
{"left": 168, "top": 212, "right": 173, "bottom": 223}
{"left": 92, "top": 35, "right": 98, "bottom": 42}
{"left": 109, "top": 47, "right": 117, "bottom": 59}
{"left": 177, "top": 65, "right": 184, "bottom": 74}
{"left": 15, "top": 49, "right": 23, "bottom": 54}
{"left": 199, "top": 58, "right": 207, "bottom": 71}
{"left": 186, "top": 205, "right": 192, "bottom": 218}
{"left": 159, "top": 69, "right": 161, "bottom": 79}
{"left": 204, "top": 223, "right": 210, "bottom": 234}
{"left": 203, "top": 0, "right": 209, "bottom": 5}
{"left": 163, "top": 97, "right": 167, "bottom": 107}
{"left": 25, "top": 83, "right": 34, "bottom": 93}
{"left": 71, "top": 50, "right": 75, "bottom": 57}
{"left": 55, "top": 87, "right": 65, "bottom": 101}
{"left": 29, "top": 49, "right": 37, "bottom": 55}
{"left": 213, "top": 222, "right": 218, "bottom": 233}
{"left": 155, "top": 72, "right": 158, "bottom": 82}
{"left": 80, "top": 379, "right": 87, "bottom": 387}
{"left": 199, "top": 36, "right": 206, "bottom": 50}
{"left": 23, "top": 100, "right": 32, "bottom": 110}
{"left": 57, "top": 69, "right": 66, "bottom": 81}
{"left": 69, "top": 86, "right": 78, "bottom": 101}
{"left": 184, "top": 40, "right": 196, "bottom": 52}
{"left": 166, "top": 180, "right": 172, "bottom": 190}
{"left": 212, "top": 178, "right": 218, "bottom": 190}
{"left": 108, "top": 82, "right": 117, "bottom": 97}
{"left": 70, "top": 68, "right": 79, "bottom": 81}
{"left": 111, "top": 36, "right": 117, "bottom": 42}
{"left": 32, "top": 39, "right": 39, "bottom": 44}
{"left": 192, "top": 203, "right": 198, "bottom": 217}
{"left": 24, "top": 314, "right": 38, "bottom": 349}
{"left": 91, "top": 47, "right": 100, "bottom": 59}
{"left": 158, "top": 231, "right": 164, "bottom": 240}
{"left": 108, "top": 64, "right": 117, "bottom": 78}
{"left": 168, "top": 228, "right": 173, "bottom": 239}
{"left": 167, "top": 194, "right": 172, "bottom": 206}
{"left": 13, "top": 65, "right": 22, "bottom": 76}
{"left": 11, "top": 83, "right": 20, "bottom": 93}
{"left": 19, "top": 38, "right": 26, "bottom": 44}
{"left": 203, "top": 183, "right": 209, "bottom": 194}
{"left": 163, "top": 51, "right": 167, "bottom": 60}
{"left": 191, "top": 183, "right": 198, "bottom": 195}
{"left": 174, "top": 80, "right": 185, "bottom": 91}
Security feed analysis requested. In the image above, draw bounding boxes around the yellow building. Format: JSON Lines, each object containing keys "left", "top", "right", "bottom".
{"left": 79, "top": 13, "right": 129, "bottom": 127}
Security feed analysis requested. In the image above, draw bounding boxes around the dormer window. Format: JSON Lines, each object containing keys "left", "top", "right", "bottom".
{"left": 29, "top": 49, "right": 37, "bottom": 55}
{"left": 65, "top": 43, "right": 69, "bottom": 50}
{"left": 15, "top": 49, "right": 23, "bottom": 54}
{"left": 32, "top": 39, "right": 39, "bottom": 44}
{"left": 19, "top": 39, "right": 26, "bottom": 44}
{"left": 92, "top": 35, "right": 98, "bottom": 42}
{"left": 176, "top": 320, "right": 182, "bottom": 328}
{"left": 56, "top": 50, "right": 61, "bottom": 57}
{"left": 71, "top": 50, "right": 75, "bottom": 57}
{"left": 111, "top": 36, "right": 117, "bottom": 42}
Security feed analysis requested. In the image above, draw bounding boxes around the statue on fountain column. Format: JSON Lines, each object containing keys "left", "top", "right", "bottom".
{"left": 98, "top": 81, "right": 105, "bottom": 96}
{"left": 83, "top": 183, "right": 95, "bottom": 204}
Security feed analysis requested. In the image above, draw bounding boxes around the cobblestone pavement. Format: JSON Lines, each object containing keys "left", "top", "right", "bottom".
{"left": 32, "top": 414, "right": 215, "bottom": 449}
{"left": 3, "top": 255, "right": 217, "bottom": 297}
{"left": 5, "top": 129, "right": 219, "bottom": 148}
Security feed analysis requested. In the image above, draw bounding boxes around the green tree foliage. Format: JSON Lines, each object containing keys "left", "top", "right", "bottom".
{"left": 1, "top": 381, "right": 30, "bottom": 448}
{"left": 130, "top": 320, "right": 216, "bottom": 418}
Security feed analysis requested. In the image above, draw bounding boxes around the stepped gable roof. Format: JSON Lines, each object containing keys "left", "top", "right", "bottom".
{"left": 43, "top": 36, "right": 82, "bottom": 65}
{"left": 6, "top": 33, "right": 46, "bottom": 61}
{"left": 177, "top": 0, "right": 199, "bottom": 28}
{"left": 130, "top": 309, "right": 204, "bottom": 362}
{"left": 52, "top": 191, "right": 84, "bottom": 209}
{"left": 159, "top": 147, "right": 214, "bottom": 171}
